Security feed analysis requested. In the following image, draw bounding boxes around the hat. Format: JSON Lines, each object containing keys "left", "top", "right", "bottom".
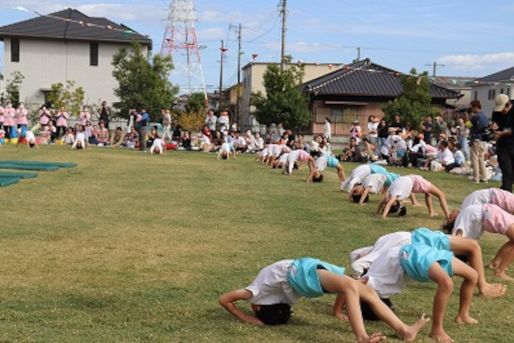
{"left": 494, "top": 94, "right": 510, "bottom": 112}
{"left": 353, "top": 120, "right": 359, "bottom": 124}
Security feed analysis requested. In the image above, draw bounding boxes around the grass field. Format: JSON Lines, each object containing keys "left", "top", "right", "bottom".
{"left": 0, "top": 145, "right": 512, "bottom": 342}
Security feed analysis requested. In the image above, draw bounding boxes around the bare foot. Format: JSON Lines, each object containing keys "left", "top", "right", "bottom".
{"left": 429, "top": 329, "right": 454, "bottom": 343}
{"left": 399, "top": 313, "right": 430, "bottom": 342}
{"left": 412, "top": 203, "right": 422, "bottom": 207}
{"left": 479, "top": 283, "right": 506, "bottom": 298}
{"left": 359, "top": 332, "right": 386, "bottom": 343}
{"left": 334, "top": 312, "right": 348, "bottom": 322}
{"left": 495, "top": 271, "right": 514, "bottom": 281}
{"left": 429, "top": 212, "right": 438, "bottom": 217}
{"left": 455, "top": 315, "right": 479, "bottom": 325}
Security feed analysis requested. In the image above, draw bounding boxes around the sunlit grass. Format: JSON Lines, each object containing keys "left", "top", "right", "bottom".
{"left": 0, "top": 145, "right": 510, "bottom": 342}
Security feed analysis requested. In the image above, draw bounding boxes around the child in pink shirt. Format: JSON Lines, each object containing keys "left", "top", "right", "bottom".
{"left": 285, "top": 149, "right": 316, "bottom": 175}
{"left": 4, "top": 103, "right": 15, "bottom": 137}
{"left": 55, "top": 107, "right": 69, "bottom": 138}
{"left": 0, "top": 104, "right": 4, "bottom": 130}
{"left": 39, "top": 106, "right": 51, "bottom": 128}
{"left": 79, "top": 106, "right": 91, "bottom": 126}
{"left": 16, "top": 103, "right": 29, "bottom": 132}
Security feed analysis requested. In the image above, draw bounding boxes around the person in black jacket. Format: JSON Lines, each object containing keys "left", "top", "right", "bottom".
{"left": 492, "top": 94, "right": 514, "bottom": 192}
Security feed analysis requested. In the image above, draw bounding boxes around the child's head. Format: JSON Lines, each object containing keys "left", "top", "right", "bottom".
{"left": 442, "top": 210, "right": 459, "bottom": 233}
{"left": 352, "top": 192, "right": 369, "bottom": 204}
{"left": 312, "top": 172, "right": 323, "bottom": 183}
{"left": 351, "top": 184, "right": 365, "bottom": 196}
{"left": 388, "top": 201, "right": 407, "bottom": 217}
{"left": 253, "top": 303, "right": 291, "bottom": 325}
{"left": 221, "top": 151, "right": 228, "bottom": 160}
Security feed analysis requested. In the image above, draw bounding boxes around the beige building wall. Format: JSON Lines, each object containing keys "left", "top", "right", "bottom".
{"left": 239, "top": 63, "right": 337, "bottom": 129}
{"left": 471, "top": 83, "right": 513, "bottom": 116}
{"left": 3, "top": 37, "right": 148, "bottom": 108}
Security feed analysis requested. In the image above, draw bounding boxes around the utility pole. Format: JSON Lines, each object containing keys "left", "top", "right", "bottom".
{"left": 425, "top": 61, "right": 445, "bottom": 78}
{"left": 219, "top": 40, "right": 225, "bottom": 110}
{"left": 236, "top": 23, "right": 242, "bottom": 125}
{"left": 280, "top": 0, "right": 287, "bottom": 71}
{"left": 356, "top": 47, "right": 361, "bottom": 62}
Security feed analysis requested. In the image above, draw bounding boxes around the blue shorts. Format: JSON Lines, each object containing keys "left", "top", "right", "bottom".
{"left": 326, "top": 156, "right": 339, "bottom": 168}
{"left": 399, "top": 244, "right": 454, "bottom": 282}
{"left": 411, "top": 228, "right": 451, "bottom": 252}
{"left": 370, "top": 165, "right": 398, "bottom": 186}
{"left": 287, "top": 257, "right": 345, "bottom": 298}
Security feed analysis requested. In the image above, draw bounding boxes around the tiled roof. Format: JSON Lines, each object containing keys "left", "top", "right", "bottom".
{"left": 476, "top": 66, "right": 514, "bottom": 83}
{"left": 302, "top": 59, "right": 459, "bottom": 99}
{"left": 0, "top": 8, "right": 152, "bottom": 46}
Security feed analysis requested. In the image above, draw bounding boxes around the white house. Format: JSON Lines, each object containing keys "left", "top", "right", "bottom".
{"left": 470, "top": 66, "right": 514, "bottom": 116}
{"left": 0, "top": 8, "right": 152, "bottom": 107}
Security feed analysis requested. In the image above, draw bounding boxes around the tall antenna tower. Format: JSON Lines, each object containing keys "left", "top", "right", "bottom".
{"left": 161, "top": 0, "right": 207, "bottom": 98}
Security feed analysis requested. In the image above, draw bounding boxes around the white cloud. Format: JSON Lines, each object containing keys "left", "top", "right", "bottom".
{"left": 438, "top": 52, "right": 514, "bottom": 70}
{"left": 197, "top": 27, "right": 225, "bottom": 41}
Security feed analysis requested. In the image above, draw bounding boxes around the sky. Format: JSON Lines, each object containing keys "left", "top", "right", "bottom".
{"left": 1, "top": 0, "right": 514, "bottom": 94}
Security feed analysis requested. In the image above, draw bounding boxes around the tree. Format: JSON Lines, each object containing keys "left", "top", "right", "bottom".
{"left": 48, "top": 81, "right": 85, "bottom": 115}
{"left": 112, "top": 43, "right": 178, "bottom": 121}
{"left": 382, "top": 68, "right": 439, "bottom": 129}
{"left": 251, "top": 63, "right": 311, "bottom": 129}
{"left": 5, "top": 71, "right": 24, "bottom": 106}
{"left": 185, "top": 92, "right": 206, "bottom": 114}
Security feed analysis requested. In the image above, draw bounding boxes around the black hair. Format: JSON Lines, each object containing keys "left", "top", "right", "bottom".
{"left": 352, "top": 193, "right": 369, "bottom": 203}
{"left": 222, "top": 154, "right": 228, "bottom": 160}
{"left": 310, "top": 150, "right": 321, "bottom": 158}
{"left": 388, "top": 201, "right": 407, "bottom": 217}
{"left": 312, "top": 174, "right": 324, "bottom": 183}
{"left": 361, "top": 298, "right": 394, "bottom": 321}
{"left": 255, "top": 303, "right": 291, "bottom": 325}
{"left": 29, "top": 142, "right": 35, "bottom": 148}
{"left": 293, "top": 163, "right": 299, "bottom": 170}
{"left": 441, "top": 219, "right": 455, "bottom": 234}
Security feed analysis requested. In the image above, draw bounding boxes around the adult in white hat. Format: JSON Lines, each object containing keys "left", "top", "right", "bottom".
{"left": 492, "top": 94, "right": 514, "bottom": 192}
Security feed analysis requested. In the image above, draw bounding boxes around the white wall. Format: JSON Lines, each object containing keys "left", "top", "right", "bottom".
{"left": 471, "top": 83, "right": 513, "bottom": 116}
{"left": 2, "top": 38, "right": 148, "bottom": 107}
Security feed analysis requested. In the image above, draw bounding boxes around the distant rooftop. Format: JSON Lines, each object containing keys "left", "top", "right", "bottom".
{"left": 475, "top": 66, "right": 514, "bottom": 83}
{"left": 0, "top": 8, "right": 152, "bottom": 47}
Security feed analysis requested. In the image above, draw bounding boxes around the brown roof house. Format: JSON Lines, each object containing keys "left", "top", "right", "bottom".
{"left": 301, "top": 59, "right": 460, "bottom": 136}
{"left": 0, "top": 8, "right": 152, "bottom": 106}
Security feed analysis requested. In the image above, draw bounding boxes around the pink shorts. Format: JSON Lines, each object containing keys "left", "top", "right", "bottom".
{"left": 410, "top": 175, "right": 432, "bottom": 194}
{"left": 490, "top": 189, "right": 514, "bottom": 214}
{"left": 483, "top": 204, "right": 514, "bottom": 235}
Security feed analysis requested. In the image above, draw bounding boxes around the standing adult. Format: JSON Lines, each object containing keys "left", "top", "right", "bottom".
{"left": 162, "top": 109, "right": 172, "bottom": 141}
{"left": 388, "top": 114, "right": 404, "bottom": 133}
{"left": 136, "top": 108, "right": 150, "bottom": 151}
{"left": 217, "top": 110, "right": 230, "bottom": 131}
{"left": 421, "top": 115, "right": 432, "bottom": 143}
{"left": 469, "top": 100, "right": 489, "bottom": 183}
{"left": 99, "top": 101, "right": 111, "bottom": 130}
{"left": 39, "top": 106, "right": 51, "bottom": 130}
{"left": 377, "top": 118, "right": 389, "bottom": 153}
{"left": 16, "top": 102, "right": 29, "bottom": 135}
{"left": 55, "top": 107, "right": 69, "bottom": 139}
{"left": 455, "top": 117, "right": 470, "bottom": 161}
{"left": 366, "top": 115, "right": 378, "bottom": 146}
{"left": 323, "top": 117, "right": 332, "bottom": 141}
{"left": 492, "top": 94, "right": 514, "bottom": 192}
{"left": 205, "top": 109, "right": 217, "bottom": 131}
{"left": 79, "top": 106, "right": 91, "bottom": 127}
{"left": 433, "top": 116, "right": 448, "bottom": 144}
{"left": 4, "top": 103, "right": 15, "bottom": 138}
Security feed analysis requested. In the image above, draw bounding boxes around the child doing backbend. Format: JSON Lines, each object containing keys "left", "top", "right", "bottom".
{"left": 219, "top": 257, "right": 429, "bottom": 343}
{"left": 377, "top": 175, "right": 450, "bottom": 219}
{"left": 306, "top": 153, "right": 346, "bottom": 183}
{"left": 350, "top": 171, "right": 399, "bottom": 205}
{"left": 342, "top": 164, "right": 396, "bottom": 192}
{"left": 217, "top": 141, "right": 236, "bottom": 160}
{"left": 444, "top": 204, "right": 514, "bottom": 281}
{"left": 284, "top": 149, "right": 316, "bottom": 175}
{"left": 460, "top": 188, "right": 514, "bottom": 214}
{"left": 338, "top": 228, "right": 505, "bottom": 343}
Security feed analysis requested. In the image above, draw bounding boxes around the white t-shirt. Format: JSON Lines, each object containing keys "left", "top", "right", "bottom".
{"left": 387, "top": 176, "right": 414, "bottom": 200}
{"left": 220, "top": 142, "right": 233, "bottom": 153}
{"left": 362, "top": 174, "right": 387, "bottom": 194}
{"left": 152, "top": 138, "right": 165, "bottom": 149}
{"left": 350, "top": 231, "right": 412, "bottom": 276}
{"left": 341, "top": 164, "right": 372, "bottom": 192}
{"left": 255, "top": 137, "right": 264, "bottom": 150}
{"left": 315, "top": 156, "right": 328, "bottom": 172}
{"left": 25, "top": 130, "right": 36, "bottom": 142}
{"left": 278, "top": 153, "right": 289, "bottom": 165}
{"left": 75, "top": 132, "right": 86, "bottom": 143}
{"left": 436, "top": 148, "right": 455, "bottom": 165}
{"left": 452, "top": 205, "right": 484, "bottom": 239}
{"left": 245, "top": 259, "right": 301, "bottom": 305}
{"left": 460, "top": 189, "right": 491, "bottom": 210}
{"left": 366, "top": 245, "right": 406, "bottom": 298}
{"left": 367, "top": 122, "right": 378, "bottom": 138}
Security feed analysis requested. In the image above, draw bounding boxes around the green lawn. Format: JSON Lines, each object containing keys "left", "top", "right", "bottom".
{"left": 0, "top": 146, "right": 511, "bottom": 342}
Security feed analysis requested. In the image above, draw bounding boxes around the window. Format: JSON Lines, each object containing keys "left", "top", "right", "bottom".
{"left": 492, "top": 89, "right": 496, "bottom": 100}
{"left": 11, "top": 39, "right": 20, "bottom": 62}
{"left": 507, "top": 88, "right": 511, "bottom": 97}
{"left": 474, "top": 91, "right": 478, "bottom": 100}
{"left": 501, "top": 88, "right": 504, "bottom": 94}
{"left": 330, "top": 108, "right": 343, "bottom": 123}
{"left": 90, "top": 42, "right": 98, "bottom": 66}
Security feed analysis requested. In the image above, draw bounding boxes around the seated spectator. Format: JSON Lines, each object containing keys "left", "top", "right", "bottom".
{"left": 445, "top": 143, "right": 465, "bottom": 172}
{"left": 95, "top": 121, "right": 110, "bottom": 146}
{"left": 211, "top": 130, "right": 223, "bottom": 150}
{"left": 342, "top": 137, "right": 362, "bottom": 162}
{"left": 232, "top": 131, "right": 247, "bottom": 152}
{"left": 85, "top": 121, "right": 96, "bottom": 144}
{"left": 319, "top": 136, "right": 332, "bottom": 155}
{"left": 255, "top": 132, "right": 264, "bottom": 151}
{"left": 172, "top": 125, "right": 182, "bottom": 143}
{"left": 422, "top": 140, "right": 454, "bottom": 171}
{"left": 124, "top": 127, "right": 139, "bottom": 149}
{"left": 408, "top": 134, "right": 427, "bottom": 167}
{"left": 349, "top": 120, "right": 362, "bottom": 142}
{"left": 146, "top": 126, "right": 159, "bottom": 147}
{"left": 110, "top": 127, "right": 125, "bottom": 147}
{"left": 182, "top": 131, "right": 192, "bottom": 150}
{"left": 63, "top": 127, "right": 75, "bottom": 145}
{"left": 72, "top": 126, "right": 87, "bottom": 150}
{"left": 199, "top": 133, "right": 212, "bottom": 152}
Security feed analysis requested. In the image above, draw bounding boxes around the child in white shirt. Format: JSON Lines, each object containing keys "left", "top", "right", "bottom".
{"left": 150, "top": 137, "right": 165, "bottom": 155}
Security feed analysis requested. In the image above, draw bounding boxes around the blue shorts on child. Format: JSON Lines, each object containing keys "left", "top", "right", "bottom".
{"left": 369, "top": 164, "right": 399, "bottom": 186}
{"left": 399, "top": 243, "right": 453, "bottom": 282}
{"left": 411, "top": 227, "right": 451, "bottom": 251}
{"left": 287, "top": 257, "right": 345, "bottom": 297}
{"left": 326, "top": 156, "right": 339, "bottom": 168}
